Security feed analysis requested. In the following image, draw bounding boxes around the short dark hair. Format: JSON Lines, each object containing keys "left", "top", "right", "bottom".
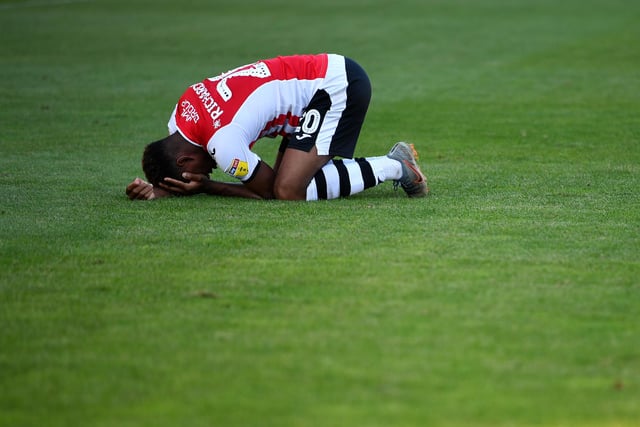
{"left": 141, "top": 134, "right": 183, "bottom": 187}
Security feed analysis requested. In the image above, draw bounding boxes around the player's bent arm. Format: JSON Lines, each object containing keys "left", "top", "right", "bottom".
{"left": 128, "top": 160, "right": 276, "bottom": 200}
{"left": 203, "top": 179, "right": 264, "bottom": 199}
{"left": 241, "top": 161, "right": 275, "bottom": 200}
{"left": 161, "top": 173, "right": 265, "bottom": 199}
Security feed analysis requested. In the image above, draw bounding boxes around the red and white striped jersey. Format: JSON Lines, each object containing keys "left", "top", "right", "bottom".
{"left": 168, "top": 53, "right": 346, "bottom": 181}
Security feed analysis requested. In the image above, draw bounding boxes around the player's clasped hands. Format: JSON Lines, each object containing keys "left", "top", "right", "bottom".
{"left": 125, "top": 173, "right": 207, "bottom": 200}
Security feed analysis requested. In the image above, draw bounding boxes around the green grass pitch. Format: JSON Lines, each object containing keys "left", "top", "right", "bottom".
{"left": 1, "top": 0, "right": 639, "bottom": 426}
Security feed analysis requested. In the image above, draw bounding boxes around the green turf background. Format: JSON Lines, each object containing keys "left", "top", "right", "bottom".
{"left": 1, "top": 0, "right": 639, "bottom": 426}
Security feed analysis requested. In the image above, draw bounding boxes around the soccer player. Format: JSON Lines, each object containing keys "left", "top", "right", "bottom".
{"left": 126, "top": 53, "right": 428, "bottom": 201}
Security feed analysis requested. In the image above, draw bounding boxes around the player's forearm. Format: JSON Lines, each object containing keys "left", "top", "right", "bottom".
{"left": 202, "top": 180, "right": 264, "bottom": 199}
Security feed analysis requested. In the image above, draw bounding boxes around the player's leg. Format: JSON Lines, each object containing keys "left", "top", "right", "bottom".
{"left": 305, "top": 157, "right": 384, "bottom": 200}
{"left": 274, "top": 56, "right": 372, "bottom": 200}
{"left": 305, "top": 143, "right": 428, "bottom": 200}
{"left": 273, "top": 145, "right": 333, "bottom": 200}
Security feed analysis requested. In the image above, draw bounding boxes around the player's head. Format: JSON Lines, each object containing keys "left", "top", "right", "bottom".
{"left": 141, "top": 133, "right": 184, "bottom": 187}
{"left": 142, "top": 132, "right": 215, "bottom": 187}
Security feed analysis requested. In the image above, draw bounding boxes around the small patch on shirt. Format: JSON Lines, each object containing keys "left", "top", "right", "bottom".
{"left": 225, "top": 158, "right": 249, "bottom": 178}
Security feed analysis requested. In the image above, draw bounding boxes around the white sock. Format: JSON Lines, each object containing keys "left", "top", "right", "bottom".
{"left": 367, "top": 155, "right": 403, "bottom": 181}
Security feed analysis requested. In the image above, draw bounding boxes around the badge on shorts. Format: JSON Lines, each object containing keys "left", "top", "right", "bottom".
{"left": 225, "top": 158, "right": 249, "bottom": 178}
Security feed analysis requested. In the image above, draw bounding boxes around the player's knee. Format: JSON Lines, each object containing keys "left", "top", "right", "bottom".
{"left": 273, "top": 181, "right": 306, "bottom": 201}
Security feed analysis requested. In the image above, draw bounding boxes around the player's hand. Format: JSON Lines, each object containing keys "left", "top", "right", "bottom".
{"left": 126, "top": 177, "right": 156, "bottom": 200}
{"left": 160, "top": 172, "right": 209, "bottom": 196}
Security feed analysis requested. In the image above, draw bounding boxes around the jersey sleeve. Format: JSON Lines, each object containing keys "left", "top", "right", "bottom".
{"left": 207, "top": 125, "right": 262, "bottom": 182}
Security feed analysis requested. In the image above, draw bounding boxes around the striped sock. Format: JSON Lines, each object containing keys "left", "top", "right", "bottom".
{"left": 306, "top": 156, "right": 401, "bottom": 201}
